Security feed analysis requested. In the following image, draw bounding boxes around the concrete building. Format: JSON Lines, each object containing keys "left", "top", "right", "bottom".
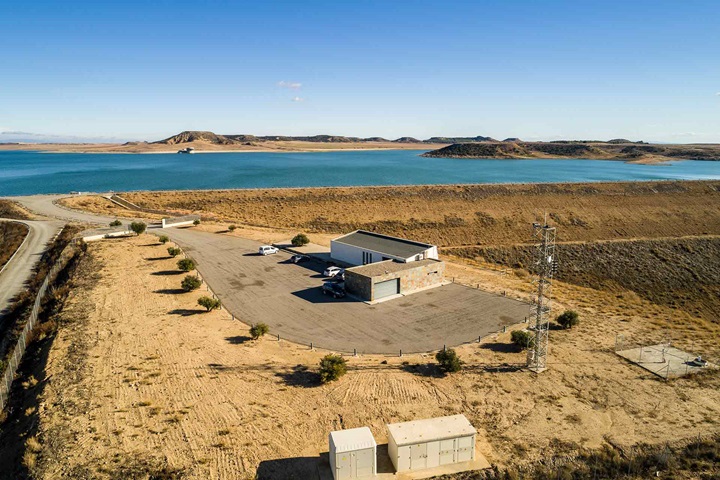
{"left": 330, "top": 230, "right": 438, "bottom": 266}
{"left": 329, "top": 427, "right": 377, "bottom": 479}
{"left": 345, "top": 259, "right": 445, "bottom": 302}
{"left": 331, "top": 230, "right": 444, "bottom": 302}
{"left": 387, "top": 414, "right": 476, "bottom": 473}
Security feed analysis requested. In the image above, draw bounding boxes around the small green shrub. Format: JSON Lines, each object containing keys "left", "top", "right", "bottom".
{"left": 167, "top": 247, "right": 181, "bottom": 257}
{"left": 193, "top": 219, "right": 201, "bottom": 226}
{"left": 228, "top": 225, "right": 237, "bottom": 232}
{"left": 198, "top": 296, "right": 221, "bottom": 312}
{"left": 291, "top": 233, "right": 310, "bottom": 247}
{"left": 249, "top": 323, "right": 269, "bottom": 340}
{"left": 181, "top": 275, "right": 202, "bottom": 292}
{"left": 130, "top": 221, "right": 147, "bottom": 235}
{"left": 158, "top": 235, "right": 169, "bottom": 244}
{"left": 556, "top": 310, "right": 580, "bottom": 329}
{"left": 177, "top": 258, "right": 196, "bottom": 272}
{"left": 511, "top": 330, "right": 535, "bottom": 350}
{"left": 435, "top": 348, "right": 463, "bottom": 373}
{"left": 319, "top": 354, "right": 347, "bottom": 383}
{"left": 109, "top": 219, "right": 122, "bottom": 227}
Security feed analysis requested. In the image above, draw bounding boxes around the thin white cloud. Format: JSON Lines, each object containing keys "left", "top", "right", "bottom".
{"left": 278, "top": 80, "right": 302, "bottom": 90}
{"left": 292, "top": 97, "right": 304, "bottom": 102}
{"left": 716, "top": 92, "right": 720, "bottom": 96}
{"left": 669, "top": 132, "right": 702, "bottom": 137}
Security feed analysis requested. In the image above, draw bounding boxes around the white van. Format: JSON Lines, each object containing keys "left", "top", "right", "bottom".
{"left": 258, "top": 245, "right": 279, "bottom": 255}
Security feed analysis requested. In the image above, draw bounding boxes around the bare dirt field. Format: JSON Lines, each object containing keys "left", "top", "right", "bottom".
{"left": 2, "top": 234, "right": 719, "bottom": 479}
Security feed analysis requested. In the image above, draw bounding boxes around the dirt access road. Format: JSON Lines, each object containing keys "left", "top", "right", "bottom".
{"left": 0, "top": 219, "right": 63, "bottom": 320}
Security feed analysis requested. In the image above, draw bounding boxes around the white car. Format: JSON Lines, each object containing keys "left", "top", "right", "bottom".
{"left": 258, "top": 245, "right": 279, "bottom": 255}
{"left": 323, "top": 266, "right": 344, "bottom": 277}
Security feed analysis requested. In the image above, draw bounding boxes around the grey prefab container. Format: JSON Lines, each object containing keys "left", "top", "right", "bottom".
{"left": 386, "top": 414, "right": 476, "bottom": 472}
{"left": 329, "top": 426, "right": 377, "bottom": 479}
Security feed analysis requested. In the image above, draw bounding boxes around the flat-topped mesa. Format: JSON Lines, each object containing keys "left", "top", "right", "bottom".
{"left": 424, "top": 136, "right": 497, "bottom": 143}
{"left": 423, "top": 141, "right": 720, "bottom": 161}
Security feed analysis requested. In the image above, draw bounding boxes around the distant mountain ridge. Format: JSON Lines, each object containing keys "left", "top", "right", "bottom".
{"left": 155, "top": 131, "right": 665, "bottom": 146}
{"left": 152, "top": 131, "right": 720, "bottom": 161}
{"left": 153, "top": 131, "right": 503, "bottom": 145}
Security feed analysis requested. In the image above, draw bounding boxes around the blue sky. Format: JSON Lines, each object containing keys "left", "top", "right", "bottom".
{"left": 1, "top": 0, "right": 719, "bottom": 142}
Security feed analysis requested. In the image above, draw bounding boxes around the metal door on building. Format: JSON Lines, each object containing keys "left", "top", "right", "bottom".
{"left": 410, "top": 443, "right": 427, "bottom": 470}
{"left": 374, "top": 278, "right": 399, "bottom": 300}
{"left": 354, "top": 448, "right": 374, "bottom": 477}
{"left": 336, "top": 452, "right": 352, "bottom": 480}
{"left": 426, "top": 441, "right": 440, "bottom": 468}
{"left": 439, "top": 438, "right": 456, "bottom": 465}
{"left": 456, "top": 436, "right": 474, "bottom": 462}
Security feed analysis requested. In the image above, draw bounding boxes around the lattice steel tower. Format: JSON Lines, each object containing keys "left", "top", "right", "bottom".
{"left": 527, "top": 218, "right": 557, "bottom": 373}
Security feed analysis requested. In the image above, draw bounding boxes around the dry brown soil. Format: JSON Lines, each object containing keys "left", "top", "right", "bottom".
{"left": 0, "top": 199, "right": 34, "bottom": 220}
{"left": 0, "top": 222, "right": 29, "bottom": 270}
{"left": 8, "top": 234, "right": 720, "bottom": 479}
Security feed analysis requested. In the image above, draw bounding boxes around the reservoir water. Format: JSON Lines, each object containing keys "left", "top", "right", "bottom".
{"left": 1, "top": 150, "right": 719, "bottom": 196}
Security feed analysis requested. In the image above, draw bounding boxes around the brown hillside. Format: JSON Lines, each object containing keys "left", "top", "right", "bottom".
{"left": 122, "top": 181, "right": 720, "bottom": 247}
{"left": 154, "top": 131, "right": 237, "bottom": 145}
{"left": 447, "top": 237, "right": 720, "bottom": 322}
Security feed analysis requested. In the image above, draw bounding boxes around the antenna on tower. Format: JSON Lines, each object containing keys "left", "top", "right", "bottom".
{"left": 527, "top": 214, "right": 557, "bottom": 373}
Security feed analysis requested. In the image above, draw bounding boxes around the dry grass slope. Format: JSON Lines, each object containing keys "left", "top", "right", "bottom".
{"left": 116, "top": 181, "right": 720, "bottom": 248}
{"left": 448, "top": 237, "right": 720, "bottom": 322}
{"left": 0, "top": 222, "right": 29, "bottom": 270}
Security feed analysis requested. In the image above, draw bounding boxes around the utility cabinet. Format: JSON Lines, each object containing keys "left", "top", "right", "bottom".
{"left": 387, "top": 414, "right": 476, "bottom": 472}
{"left": 329, "top": 427, "right": 377, "bottom": 480}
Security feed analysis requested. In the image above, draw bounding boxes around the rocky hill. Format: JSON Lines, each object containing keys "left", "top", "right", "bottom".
{"left": 154, "top": 131, "right": 237, "bottom": 145}
{"left": 423, "top": 141, "right": 720, "bottom": 161}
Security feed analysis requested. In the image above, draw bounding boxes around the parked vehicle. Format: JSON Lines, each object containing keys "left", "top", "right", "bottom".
{"left": 323, "top": 266, "right": 344, "bottom": 277}
{"left": 258, "top": 245, "right": 279, "bottom": 255}
{"left": 690, "top": 356, "right": 708, "bottom": 367}
{"left": 322, "top": 281, "right": 346, "bottom": 298}
{"left": 291, "top": 254, "right": 309, "bottom": 264}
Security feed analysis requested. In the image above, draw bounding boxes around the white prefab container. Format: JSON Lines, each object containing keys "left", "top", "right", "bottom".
{"left": 329, "top": 427, "right": 377, "bottom": 480}
{"left": 386, "top": 414, "right": 476, "bottom": 472}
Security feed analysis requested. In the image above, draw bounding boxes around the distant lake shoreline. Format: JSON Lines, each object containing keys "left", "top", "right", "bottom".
{"left": 1, "top": 150, "right": 719, "bottom": 196}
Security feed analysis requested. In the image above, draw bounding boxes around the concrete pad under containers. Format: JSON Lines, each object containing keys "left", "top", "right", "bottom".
{"left": 387, "top": 414, "right": 476, "bottom": 472}
{"left": 329, "top": 426, "right": 377, "bottom": 479}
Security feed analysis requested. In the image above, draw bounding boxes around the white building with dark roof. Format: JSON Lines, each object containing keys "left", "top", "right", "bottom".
{"left": 330, "top": 230, "right": 438, "bottom": 266}
{"left": 331, "top": 230, "right": 443, "bottom": 302}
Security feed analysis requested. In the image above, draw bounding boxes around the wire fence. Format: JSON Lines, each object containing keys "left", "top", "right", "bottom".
{"left": 0, "top": 243, "right": 75, "bottom": 413}
{"left": 614, "top": 334, "right": 719, "bottom": 380}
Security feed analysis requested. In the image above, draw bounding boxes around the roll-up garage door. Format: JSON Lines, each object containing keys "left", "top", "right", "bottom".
{"left": 374, "top": 278, "right": 399, "bottom": 300}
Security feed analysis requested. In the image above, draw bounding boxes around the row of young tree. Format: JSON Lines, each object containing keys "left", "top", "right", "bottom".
{"left": 512, "top": 310, "right": 580, "bottom": 350}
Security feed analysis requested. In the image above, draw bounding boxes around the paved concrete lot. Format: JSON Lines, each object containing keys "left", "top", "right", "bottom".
{"left": 167, "top": 229, "right": 529, "bottom": 354}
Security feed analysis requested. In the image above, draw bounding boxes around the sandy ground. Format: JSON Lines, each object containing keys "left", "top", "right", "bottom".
{"left": 0, "top": 140, "right": 445, "bottom": 154}
{"left": 20, "top": 234, "right": 720, "bottom": 479}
